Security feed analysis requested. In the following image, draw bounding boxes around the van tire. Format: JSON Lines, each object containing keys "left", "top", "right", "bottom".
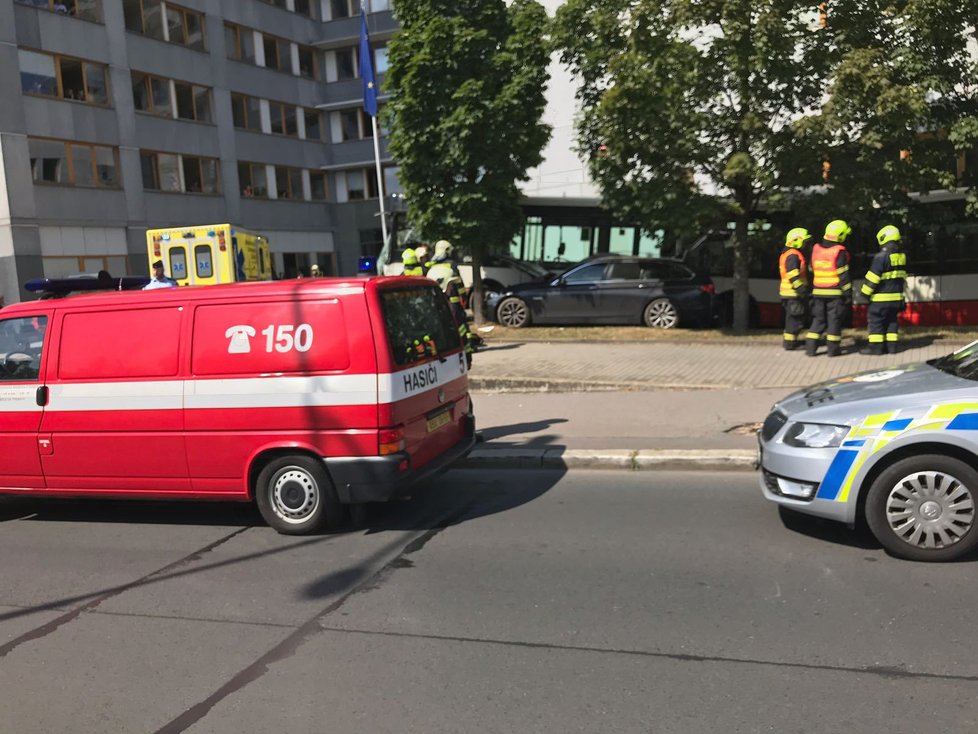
{"left": 865, "top": 454, "right": 978, "bottom": 562}
{"left": 255, "top": 456, "right": 343, "bottom": 535}
{"left": 643, "top": 298, "right": 679, "bottom": 329}
{"left": 496, "top": 297, "right": 530, "bottom": 328}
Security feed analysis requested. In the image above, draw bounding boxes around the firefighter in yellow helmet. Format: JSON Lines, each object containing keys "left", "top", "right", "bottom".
{"left": 428, "top": 240, "right": 474, "bottom": 365}
{"left": 779, "top": 227, "right": 811, "bottom": 350}
{"left": 805, "top": 219, "right": 852, "bottom": 357}
{"left": 402, "top": 245, "right": 424, "bottom": 276}
{"left": 861, "top": 225, "right": 908, "bottom": 355}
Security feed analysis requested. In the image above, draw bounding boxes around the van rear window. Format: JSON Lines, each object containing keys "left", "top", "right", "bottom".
{"left": 381, "top": 286, "right": 460, "bottom": 366}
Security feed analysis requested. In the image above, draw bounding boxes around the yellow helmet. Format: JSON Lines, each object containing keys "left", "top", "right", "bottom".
{"left": 876, "top": 225, "right": 901, "bottom": 246}
{"left": 785, "top": 227, "right": 811, "bottom": 248}
{"left": 434, "top": 240, "right": 454, "bottom": 258}
{"left": 402, "top": 248, "right": 418, "bottom": 266}
{"left": 824, "top": 219, "right": 852, "bottom": 243}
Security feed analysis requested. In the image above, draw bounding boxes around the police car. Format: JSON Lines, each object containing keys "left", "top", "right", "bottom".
{"left": 759, "top": 341, "right": 978, "bottom": 561}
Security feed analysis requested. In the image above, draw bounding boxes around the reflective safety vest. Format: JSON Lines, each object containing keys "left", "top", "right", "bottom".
{"left": 403, "top": 265, "right": 425, "bottom": 277}
{"left": 861, "top": 246, "right": 908, "bottom": 304}
{"left": 779, "top": 248, "right": 808, "bottom": 298}
{"left": 811, "top": 243, "right": 851, "bottom": 297}
{"left": 428, "top": 261, "right": 466, "bottom": 306}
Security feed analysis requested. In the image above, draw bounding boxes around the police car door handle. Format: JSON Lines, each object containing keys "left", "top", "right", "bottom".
{"left": 36, "top": 386, "right": 48, "bottom": 407}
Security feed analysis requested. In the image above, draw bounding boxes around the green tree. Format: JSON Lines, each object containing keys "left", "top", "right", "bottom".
{"left": 386, "top": 0, "right": 551, "bottom": 321}
{"left": 554, "top": 0, "right": 978, "bottom": 332}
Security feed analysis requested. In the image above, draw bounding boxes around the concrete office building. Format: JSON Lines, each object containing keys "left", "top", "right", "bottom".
{"left": 0, "top": 0, "right": 399, "bottom": 304}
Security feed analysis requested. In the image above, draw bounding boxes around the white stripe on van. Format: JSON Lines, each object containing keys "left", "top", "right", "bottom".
{"left": 1, "top": 357, "right": 469, "bottom": 413}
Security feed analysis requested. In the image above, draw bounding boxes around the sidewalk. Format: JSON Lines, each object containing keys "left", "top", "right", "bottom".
{"left": 461, "top": 336, "right": 969, "bottom": 471}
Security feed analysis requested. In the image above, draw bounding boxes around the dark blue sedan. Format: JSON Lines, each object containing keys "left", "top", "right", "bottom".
{"left": 487, "top": 256, "right": 715, "bottom": 329}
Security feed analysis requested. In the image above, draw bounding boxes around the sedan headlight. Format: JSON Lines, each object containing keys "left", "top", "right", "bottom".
{"left": 783, "top": 422, "right": 850, "bottom": 449}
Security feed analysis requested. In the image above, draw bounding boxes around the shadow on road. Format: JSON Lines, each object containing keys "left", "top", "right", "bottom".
{"left": 478, "top": 418, "right": 568, "bottom": 443}
{"left": 778, "top": 506, "right": 881, "bottom": 550}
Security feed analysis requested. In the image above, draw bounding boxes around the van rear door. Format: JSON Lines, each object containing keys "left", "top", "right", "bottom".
{"left": 0, "top": 312, "right": 51, "bottom": 489}
{"left": 373, "top": 282, "right": 470, "bottom": 471}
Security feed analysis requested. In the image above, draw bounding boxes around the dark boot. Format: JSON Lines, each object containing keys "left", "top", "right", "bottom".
{"left": 805, "top": 339, "right": 819, "bottom": 357}
{"left": 826, "top": 343, "right": 841, "bottom": 358}
{"left": 886, "top": 341, "right": 899, "bottom": 355}
{"left": 783, "top": 339, "right": 799, "bottom": 351}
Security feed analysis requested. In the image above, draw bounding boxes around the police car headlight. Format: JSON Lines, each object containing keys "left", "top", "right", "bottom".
{"left": 783, "top": 422, "right": 849, "bottom": 449}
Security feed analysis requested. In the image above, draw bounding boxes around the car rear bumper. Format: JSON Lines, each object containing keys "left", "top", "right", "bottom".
{"left": 324, "top": 414, "right": 477, "bottom": 504}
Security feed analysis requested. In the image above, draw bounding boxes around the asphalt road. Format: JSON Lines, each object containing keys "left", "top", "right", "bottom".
{"left": 1, "top": 470, "right": 977, "bottom": 733}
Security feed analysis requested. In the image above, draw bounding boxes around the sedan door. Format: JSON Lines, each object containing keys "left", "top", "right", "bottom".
{"left": 537, "top": 262, "right": 610, "bottom": 323}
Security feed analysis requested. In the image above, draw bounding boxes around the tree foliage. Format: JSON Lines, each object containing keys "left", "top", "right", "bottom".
{"left": 554, "top": 0, "right": 978, "bottom": 332}
{"left": 386, "top": 0, "right": 551, "bottom": 319}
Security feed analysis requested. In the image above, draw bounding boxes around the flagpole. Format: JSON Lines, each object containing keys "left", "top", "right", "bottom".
{"left": 370, "top": 115, "right": 388, "bottom": 248}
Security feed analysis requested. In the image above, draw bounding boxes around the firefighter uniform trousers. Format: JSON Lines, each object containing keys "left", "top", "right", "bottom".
{"left": 806, "top": 242, "right": 851, "bottom": 357}
{"left": 862, "top": 245, "right": 908, "bottom": 355}
{"left": 807, "top": 297, "right": 847, "bottom": 356}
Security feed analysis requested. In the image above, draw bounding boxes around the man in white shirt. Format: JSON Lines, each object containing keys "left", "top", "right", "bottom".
{"left": 144, "top": 260, "right": 177, "bottom": 290}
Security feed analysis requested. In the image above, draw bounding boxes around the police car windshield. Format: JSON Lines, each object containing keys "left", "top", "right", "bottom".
{"left": 930, "top": 341, "right": 978, "bottom": 381}
{"left": 380, "top": 285, "right": 460, "bottom": 366}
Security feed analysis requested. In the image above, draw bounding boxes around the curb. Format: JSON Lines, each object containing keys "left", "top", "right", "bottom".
{"left": 459, "top": 448, "right": 757, "bottom": 472}
{"left": 468, "top": 377, "right": 728, "bottom": 392}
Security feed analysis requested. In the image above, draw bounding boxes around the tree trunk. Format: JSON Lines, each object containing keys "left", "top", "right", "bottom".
{"left": 731, "top": 210, "right": 751, "bottom": 334}
{"left": 470, "top": 243, "right": 486, "bottom": 325}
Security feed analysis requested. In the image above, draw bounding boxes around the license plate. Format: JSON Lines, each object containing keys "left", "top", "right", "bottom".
{"left": 427, "top": 410, "right": 452, "bottom": 433}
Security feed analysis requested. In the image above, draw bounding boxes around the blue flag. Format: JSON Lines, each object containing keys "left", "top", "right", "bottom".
{"left": 359, "top": 10, "right": 378, "bottom": 117}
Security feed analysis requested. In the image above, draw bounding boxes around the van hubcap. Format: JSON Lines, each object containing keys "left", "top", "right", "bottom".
{"left": 272, "top": 469, "right": 319, "bottom": 523}
{"left": 885, "top": 471, "right": 975, "bottom": 550}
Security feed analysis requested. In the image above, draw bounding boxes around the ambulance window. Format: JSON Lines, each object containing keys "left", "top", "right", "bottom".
{"left": 169, "top": 248, "right": 188, "bottom": 280}
{"left": 380, "top": 286, "right": 459, "bottom": 366}
{"left": 59, "top": 308, "right": 181, "bottom": 379}
{"left": 259, "top": 249, "right": 266, "bottom": 275}
{"left": 195, "top": 245, "right": 214, "bottom": 278}
{"left": 0, "top": 316, "right": 47, "bottom": 382}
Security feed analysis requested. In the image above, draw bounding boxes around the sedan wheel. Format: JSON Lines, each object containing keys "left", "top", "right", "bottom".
{"left": 497, "top": 297, "right": 530, "bottom": 328}
{"left": 866, "top": 455, "right": 978, "bottom": 561}
{"left": 643, "top": 298, "right": 679, "bottom": 329}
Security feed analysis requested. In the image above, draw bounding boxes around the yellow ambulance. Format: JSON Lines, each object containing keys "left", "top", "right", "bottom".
{"left": 146, "top": 224, "right": 273, "bottom": 286}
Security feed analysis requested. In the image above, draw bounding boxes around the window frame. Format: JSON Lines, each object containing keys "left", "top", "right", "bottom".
{"left": 297, "top": 44, "right": 320, "bottom": 80}
{"left": 303, "top": 108, "right": 323, "bottom": 141}
{"left": 238, "top": 161, "right": 270, "bottom": 199}
{"left": 124, "top": 0, "right": 205, "bottom": 50}
{"left": 269, "top": 100, "right": 299, "bottom": 137}
{"left": 140, "top": 150, "right": 220, "bottom": 194}
{"left": 15, "top": 0, "right": 103, "bottom": 23}
{"left": 19, "top": 48, "right": 111, "bottom": 107}
{"left": 231, "top": 92, "right": 262, "bottom": 132}
{"left": 274, "top": 165, "right": 304, "bottom": 200}
{"left": 29, "top": 136, "right": 120, "bottom": 189}
{"left": 172, "top": 80, "right": 212, "bottom": 123}
{"left": 224, "top": 22, "right": 255, "bottom": 63}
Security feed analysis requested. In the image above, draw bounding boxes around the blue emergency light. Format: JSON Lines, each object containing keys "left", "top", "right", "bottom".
{"left": 357, "top": 257, "right": 378, "bottom": 276}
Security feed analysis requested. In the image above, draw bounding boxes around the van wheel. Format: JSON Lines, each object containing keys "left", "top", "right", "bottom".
{"left": 865, "top": 455, "right": 978, "bottom": 562}
{"left": 643, "top": 299, "right": 679, "bottom": 329}
{"left": 255, "top": 456, "right": 343, "bottom": 535}
{"left": 497, "top": 297, "right": 530, "bottom": 328}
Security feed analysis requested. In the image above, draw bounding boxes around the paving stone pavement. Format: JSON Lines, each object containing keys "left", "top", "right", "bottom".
{"left": 470, "top": 337, "right": 966, "bottom": 390}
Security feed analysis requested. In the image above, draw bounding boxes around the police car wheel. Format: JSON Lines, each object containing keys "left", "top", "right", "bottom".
{"left": 643, "top": 299, "right": 679, "bottom": 329}
{"left": 497, "top": 297, "right": 530, "bottom": 328}
{"left": 256, "top": 456, "right": 343, "bottom": 535}
{"left": 866, "top": 455, "right": 978, "bottom": 562}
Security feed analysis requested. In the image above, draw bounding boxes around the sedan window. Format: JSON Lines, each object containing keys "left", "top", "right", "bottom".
{"left": 607, "top": 262, "right": 642, "bottom": 281}
{"left": 563, "top": 263, "right": 608, "bottom": 284}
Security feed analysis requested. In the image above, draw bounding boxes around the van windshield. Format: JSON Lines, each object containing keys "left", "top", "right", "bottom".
{"left": 380, "top": 286, "right": 461, "bottom": 366}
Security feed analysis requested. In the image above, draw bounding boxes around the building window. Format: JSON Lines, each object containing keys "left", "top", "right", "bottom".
{"left": 131, "top": 71, "right": 171, "bottom": 116}
{"left": 309, "top": 171, "right": 328, "bottom": 201}
{"left": 375, "top": 46, "right": 388, "bottom": 75}
{"left": 345, "top": 169, "right": 379, "bottom": 201}
{"left": 336, "top": 108, "right": 374, "bottom": 142}
{"left": 174, "top": 81, "right": 212, "bottom": 122}
{"left": 274, "top": 166, "right": 304, "bottom": 200}
{"left": 123, "top": 0, "right": 204, "bottom": 50}
{"left": 384, "top": 166, "right": 401, "bottom": 196}
{"left": 335, "top": 47, "right": 357, "bottom": 81}
{"left": 262, "top": 34, "right": 292, "bottom": 73}
{"left": 15, "top": 0, "right": 102, "bottom": 22}
{"left": 269, "top": 101, "right": 299, "bottom": 137}
{"left": 29, "top": 137, "right": 119, "bottom": 188}
{"left": 231, "top": 93, "right": 262, "bottom": 132}
{"left": 238, "top": 162, "right": 269, "bottom": 198}
{"left": 369, "top": 0, "right": 390, "bottom": 12}
{"left": 141, "top": 151, "right": 219, "bottom": 193}
{"left": 182, "top": 156, "right": 219, "bottom": 193}
{"left": 225, "top": 22, "right": 255, "bottom": 63}
{"left": 297, "top": 45, "right": 319, "bottom": 80}
{"left": 19, "top": 49, "right": 109, "bottom": 105}
{"left": 329, "top": 0, "right": 355, "bottom": 19}
{"left": 304, "top": 108, "right": 323, "bottom": 141}
{"left": 294, "top": 0, "right": 316, "bottom": 18}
